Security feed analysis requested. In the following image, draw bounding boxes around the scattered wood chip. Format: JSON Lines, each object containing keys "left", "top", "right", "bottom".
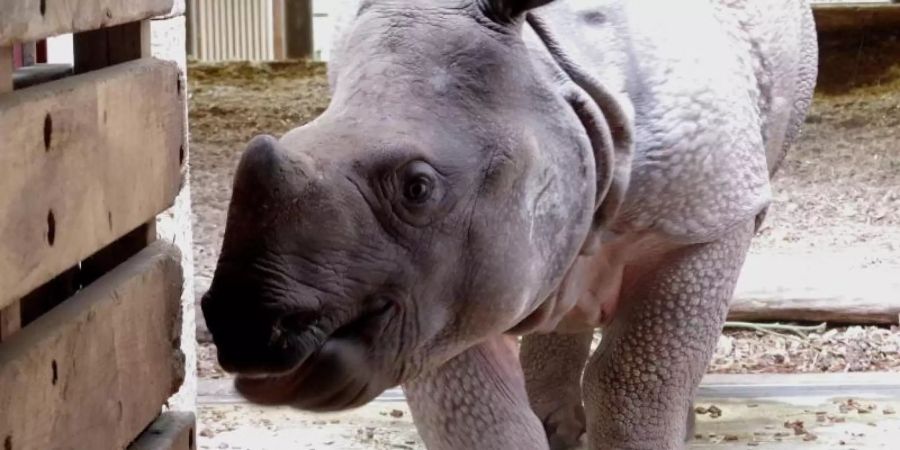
{"left": 785, "top": 420, "right": 806, "bottom": 435}
{"left": 884, "top": 407, "right": 896, "bottom": 415}
{"left": 803, "top": 432, "right": 818, "bottom": 441}
{"left": 724, "top": 434, "right": 739, "bottom": 441}
{"left": 390, "top": 409, "right": 405, "bottom": 418}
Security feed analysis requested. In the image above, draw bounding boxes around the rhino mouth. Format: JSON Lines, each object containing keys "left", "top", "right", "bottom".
{"left": 232, "top": 299, "right": 400, "bottom": 411}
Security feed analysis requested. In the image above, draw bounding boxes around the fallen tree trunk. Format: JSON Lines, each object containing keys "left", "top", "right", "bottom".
{"left": 729, "top": 253, "right": 900, "bottom": 325}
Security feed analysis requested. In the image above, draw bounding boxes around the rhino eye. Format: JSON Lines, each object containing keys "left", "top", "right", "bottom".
{"left": 404, "top": 176, "right": 432, "bottom": 203}
{"left": 401, "top": 161, "right": 437, "bottom": 205}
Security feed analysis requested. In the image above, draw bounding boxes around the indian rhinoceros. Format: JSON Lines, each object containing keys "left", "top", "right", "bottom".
{"left": 201, "top": 0, "right": 818, "bottom": 448}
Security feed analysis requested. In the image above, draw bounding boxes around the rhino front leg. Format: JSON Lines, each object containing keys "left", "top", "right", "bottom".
{"left": 404, "top": 335, "right": 550, "bottom": 450}
{"left": 583, "top": 221, "right": 755, "bottom": 450}
{"left": 521, "top": 332, "right": 593, "bottom": 450}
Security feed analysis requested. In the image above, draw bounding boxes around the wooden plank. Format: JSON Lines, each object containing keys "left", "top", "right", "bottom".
{"left": 729, "top": 254, "right": 900, "bottom": 324}
{"left": 273, "top": 0, "right": 286, "bottom": 60}
{"left": 0, "top": 242, "right": 184, "bottom": 450}
{"left": 285, "top": 0, "right": 313, "bottom": 59}
{"left": 74, "top": 20, "right": 151, "bottom": 74}
{"left": 199, "top": 372, "right": 900, "bottom": 406}
{"left": 698, "top": 372, "right": 900, "bottom": 399}
{"left": 129, "top": 412, "right": 196, "bottom": 450}
{"left": 0, "top": 45, "right": 12, "bottom": 93}
{"left": 0, "top": 302, "right": 21, "bottom": 341}
{"left": 0, "top": 0, "right": 173, "bottom": 47}
{"left": 814, "top": 3, "right": 900, "bottom": 33}
{"left": 0, "top": 58, "right": 184, "bottom": 310}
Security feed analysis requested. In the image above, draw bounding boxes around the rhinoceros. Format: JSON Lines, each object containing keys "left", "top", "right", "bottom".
{"left": 201, "top": 0, "right": 818, "bottom": 448}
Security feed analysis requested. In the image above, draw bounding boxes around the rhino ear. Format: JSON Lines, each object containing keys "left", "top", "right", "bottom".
{"left": 480, "top": 0, "right": 556, "bottom": 22}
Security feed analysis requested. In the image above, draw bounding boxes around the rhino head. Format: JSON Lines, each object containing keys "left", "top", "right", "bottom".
{"left": 201, "top": 0, "right": 629, "bottom": 411}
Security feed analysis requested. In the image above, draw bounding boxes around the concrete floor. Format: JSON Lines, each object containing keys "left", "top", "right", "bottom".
{"left": 198, "top": 373, "right": 900, "bottom": 449}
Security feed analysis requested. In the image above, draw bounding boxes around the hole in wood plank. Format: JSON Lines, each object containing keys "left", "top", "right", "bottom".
{"left": 39, "top": 0, "right": 46, "bottom": 16}
{"left": 179, "top": 145, "right": 185, "bottom": 166}
{"left": 51, "top": 360, "right": 58, "bottom": 385}
{"left": 108, "top": 211, "right": 113, "bottom": 230}
{"left": 46, "top": 210, "right": 56, "bottom": 246}
{"left": 43, "top": 113, "right": 52, "bottom": 151}
{"left": 4, "top": 435, "right": 11, "bottom": 450}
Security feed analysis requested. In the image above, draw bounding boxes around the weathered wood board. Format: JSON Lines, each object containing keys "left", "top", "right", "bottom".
{"left": 0, "top": 45, "right": 12, "bottom": 93}
{"left": 814, "top": 3, "right": 900, "bottom": 33}
{"left": 0, "top": 302, "right": 21, "bottom": 341}
{"left": 0, "top": 0, "right": 173, "bottom": 46}
{"left": 0, "top": 58, "right": 184, "bottom": 310}
{"left": 730, "top": 254, "right": 900, "bottom": 324}
{"left": 129, "top": 412, "right": 196, "bottom": 450}
{"left": 0, "top": 242, "right": 184, "bottom": 450}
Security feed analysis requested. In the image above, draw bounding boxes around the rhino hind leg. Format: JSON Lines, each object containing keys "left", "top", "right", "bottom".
{"left": 581, "top": 220, "right": 755, "bottom": 450}
{"left": 521, "top": 332, "right": 593, "bottom": 450}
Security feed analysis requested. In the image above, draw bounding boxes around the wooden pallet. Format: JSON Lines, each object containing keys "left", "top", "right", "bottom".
{"left": 0, "top": 0, "right": 194, "bottom": 447}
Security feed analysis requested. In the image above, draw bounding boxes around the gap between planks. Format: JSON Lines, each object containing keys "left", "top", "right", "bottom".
{"left": 129, "top": 412, "right": 196, "bottom": 450}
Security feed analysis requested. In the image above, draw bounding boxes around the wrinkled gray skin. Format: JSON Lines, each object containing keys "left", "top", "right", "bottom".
{"left": 201, "top": 0, "right": 817, "bottom": 449}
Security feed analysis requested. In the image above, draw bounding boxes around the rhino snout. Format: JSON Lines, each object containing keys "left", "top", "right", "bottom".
{"left": 200, "top": 286, "right": 322, "bottom": 376}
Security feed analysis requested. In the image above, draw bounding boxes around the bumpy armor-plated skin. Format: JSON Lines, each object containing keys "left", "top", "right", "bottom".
{"left": 200, "top": 1, "right": 818, "bottom": 449}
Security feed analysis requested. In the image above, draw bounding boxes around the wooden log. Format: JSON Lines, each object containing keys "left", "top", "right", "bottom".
{"left": 11, "top": 63, "right": 73, "bottom": 90}
{"left": 814, "top": 3, "right": 900, "bottom": 33}
{"left": 729, "top": 254, "right": 900, "bottom": 325}
{"left": 128, "top": 412, "right": 196, "bottom": 450}
{"left": 0, "top": 58, "right": 184, "bottom": 310}
{"left": 0, "top": 0, "right": 173, "bottom": 47}
{"left": 0, "top": 242, "right": 184, "bottom": 450}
